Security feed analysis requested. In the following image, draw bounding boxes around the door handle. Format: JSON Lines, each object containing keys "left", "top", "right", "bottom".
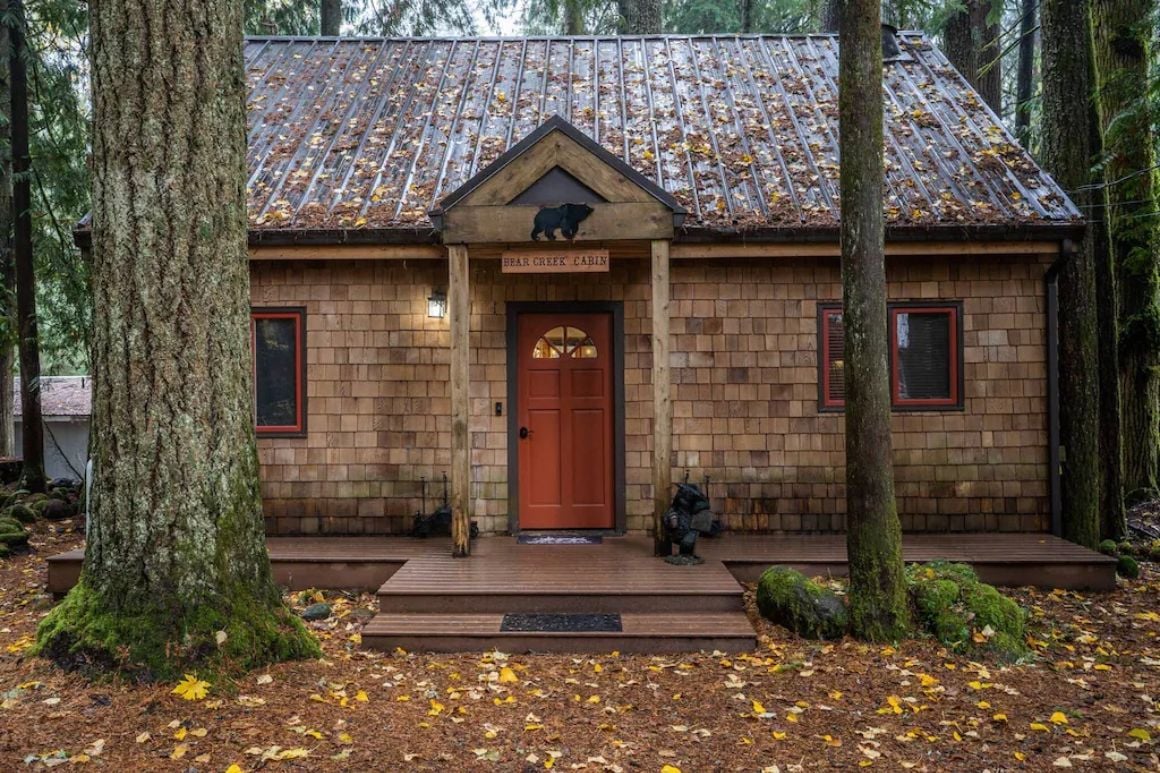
{"left": 519, "top": 426, "right": 530, "bottom": 440}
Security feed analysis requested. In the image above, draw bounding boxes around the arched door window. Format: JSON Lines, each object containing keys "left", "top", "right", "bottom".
{"left": 532, "top": 325, "right": 598, "bottom": 359}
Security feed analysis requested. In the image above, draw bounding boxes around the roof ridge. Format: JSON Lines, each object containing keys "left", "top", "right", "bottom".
{"left": 243, "top": 32, "right": 930, "bottom": 43}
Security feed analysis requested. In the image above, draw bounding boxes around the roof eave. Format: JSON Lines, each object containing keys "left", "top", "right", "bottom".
{"left": 239, "top": 220, "right": 1083, "bottom": 247}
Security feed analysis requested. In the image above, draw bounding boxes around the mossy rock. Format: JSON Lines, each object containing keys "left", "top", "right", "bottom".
{"left": 41, "top": 499, "right": 76, "bottom": 521}
{"left": 301, "top": 603, "right": 332, "bottom": 621}
{"left": 0, "top": 515, "right": 25, "bottom": 534}
{"left": 913, "top": 578, "right": 969, "bottom": 644}
{"left": 1098, "top": 539, "right": 1118, "bottom": 556}
{"left": 963, "top": 583, "right": 1024, "bottom": 636}
{"left": 24, "top": 492, "right": 48, "bottom": 506}
{"left": 756, "top": 566, "right": 848, "bottom": 640}
{"left": 0, "top": 519, "right": 29, "bottom": 548}
{"left": 4, "top": 504, "right": 36, "bottom": 524}
{"left": 906, "top": 561, "right": 1026, "bottom": 660}
{"left": 1116, "top": 555, "right": 1140, "bottom": 579}
{"left": 1, "top": 489, "right": 28, "bottom": 509}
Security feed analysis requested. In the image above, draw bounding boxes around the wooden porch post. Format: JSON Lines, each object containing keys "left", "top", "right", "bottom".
{"left": 651, "top": 239, "right": 672, "bottom": 555}
{"left": 449, "top": 244, "right": 471, "bottom": 558}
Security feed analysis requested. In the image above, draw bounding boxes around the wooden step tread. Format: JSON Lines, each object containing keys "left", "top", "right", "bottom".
{"left": 377, "top": 554, "right": 743, "bottom": 596}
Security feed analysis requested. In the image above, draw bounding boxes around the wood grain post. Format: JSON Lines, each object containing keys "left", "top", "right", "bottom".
{"left": 449, "top": 244, "right": 471, "bottom": 558}
{"left": 651, "top": 239, "right": 672, "bottom": 556}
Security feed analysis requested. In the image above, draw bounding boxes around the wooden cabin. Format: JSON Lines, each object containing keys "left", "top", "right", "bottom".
{"left": 240, "top": 32, "right": 1081, "bottom": 544}
{"left": 55, "top": 33, "right": 1118, "bottom": 650}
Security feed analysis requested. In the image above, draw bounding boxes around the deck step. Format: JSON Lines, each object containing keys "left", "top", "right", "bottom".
{"left": 375, "top": 553, "right": 746, "bottom": 614}
{"left": 362, "top": 611, "right": 757, "bottom": 654}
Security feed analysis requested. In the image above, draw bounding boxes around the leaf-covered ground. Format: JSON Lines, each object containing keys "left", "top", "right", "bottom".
{"left": 1, "top": 523, "right": 1158, "bottom": 771}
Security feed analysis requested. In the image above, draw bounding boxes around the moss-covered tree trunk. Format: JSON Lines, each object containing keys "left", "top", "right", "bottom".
{"left": 944, "top": 0, "right": 1002, "bottom": 114}
{"left": 1089, "top": 98, "right": 1126, "bottom": 540}
{"left": 564, "top": 0, "right": 585, "bottom": 34}
{"left": 35, "top": 0, "right": 317, "bottom": 678}
{"left": 10, "top": 0, "right": 43, "bottom": 493}
{"left": 1091, "top": 0, "right": 1160, "bottom": 503}
{"left": 0, "top": 0, "right": 15, "bottom": 459}
{"left": 839, "top": 0, "right": 910, "bottom": 642}
{"left": 320, "top": 0, "right": 340, "bottom": 35}
{"left": 1041, "top": 0, "right": 1101, "bottom": 549}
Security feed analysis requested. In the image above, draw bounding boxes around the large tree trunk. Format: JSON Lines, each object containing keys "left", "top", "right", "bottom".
{"left": 1015, "top": 0, "right": 1036, "bottom": 147}
{"left": 944, "top": 0, "right": 1002, "bottom": 113}
{"left": 320, "top": 0, "right": 340, "bottom": 35}
{"left": 10, "top": 0, "right": 43, "bottom": 492}
{"left": 0, "top": 0, "right": 14, "bottom": 459}
{"left": 564, "top": 0, "right": 585, "bottom": 34}
{"left": 1091, "top": 0, "right": 1160, "bottom": 502}
{"left": 1041, "top": 0, "right": 1101, "bottom": 549}
{"left": 839, "top": 0, "right": 909, "bottom": 641}
{"left": 822, "top": 0, "right": 840, "bottom": 32}
{"left": 619, "top": 0, "right": 660, "bottom": 33}
{"left": 1090, "top": 103, "right": 1125, "bottom": 539}
{"left": 35, "top": 0, "right": 317, "bottom": 678}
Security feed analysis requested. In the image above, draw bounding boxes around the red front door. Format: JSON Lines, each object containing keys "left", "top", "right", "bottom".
{"left": 517, "top": 313, "right": 615, "bottom": 529}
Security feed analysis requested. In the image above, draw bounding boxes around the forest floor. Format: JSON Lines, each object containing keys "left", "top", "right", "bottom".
{"left": 0, "top": 522, "right": 1158, "bottom": 772}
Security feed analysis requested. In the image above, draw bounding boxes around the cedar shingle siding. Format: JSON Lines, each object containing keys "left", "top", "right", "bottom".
{"left": 253, "top": 251, "right": 1049, "bottom": 536}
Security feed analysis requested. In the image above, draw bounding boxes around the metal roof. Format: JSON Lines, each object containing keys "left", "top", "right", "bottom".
{"left": 13, "top": 376, "right": 92, "bottom": 419}
{"left": 243, "top": 34, "right": 1081, "bottom": 238}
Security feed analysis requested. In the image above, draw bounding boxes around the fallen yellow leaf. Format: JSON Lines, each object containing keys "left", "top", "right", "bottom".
{"left": 171, "top": 674, "right": 210, "bottom": 701}
{"left": 1049, "top": 712, "right": 1067, "bottom": 725}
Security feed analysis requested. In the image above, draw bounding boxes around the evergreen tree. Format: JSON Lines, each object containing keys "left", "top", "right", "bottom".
{"left": 839, "top": 0, "right": 910, "bottom": 642}
{"left": 36, "top": 0, "right": 318, "bottom": 678}
{"left": 1041, "top": 0, "right": 1101, "bottom": 548}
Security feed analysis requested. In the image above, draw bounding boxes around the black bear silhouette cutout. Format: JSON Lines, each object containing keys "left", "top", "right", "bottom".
{"left": 530, "top": 203, "right": 594, "bottom": 241}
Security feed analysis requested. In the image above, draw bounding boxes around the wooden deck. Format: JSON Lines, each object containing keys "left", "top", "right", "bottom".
{"left": 47, "top": 532, "right": 1117, "bottom": 595}
{"left": 700, "top": 533, "right": 1118, "bottom": 590}
{"left": 46, "top": 532, "right": 1115, "bottom": 654}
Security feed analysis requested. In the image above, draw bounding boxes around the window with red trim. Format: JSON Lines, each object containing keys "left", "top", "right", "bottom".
{"left": 819, "top": 302, "right": 962, "bottom": 411}
{"left": 890, "top": 305, "right": 960, "bottom": 408}
{"left": 251, "top": 309, "right": 306, "bottom": 434}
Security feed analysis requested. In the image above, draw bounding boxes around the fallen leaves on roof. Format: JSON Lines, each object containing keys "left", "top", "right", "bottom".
{"left": 243, "top": 34, "right": 1080, "bottom": 234}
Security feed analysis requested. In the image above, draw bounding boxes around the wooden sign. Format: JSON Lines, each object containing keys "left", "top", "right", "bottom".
{"left": 501, "top": 249, "right": 610, "bottom": 274}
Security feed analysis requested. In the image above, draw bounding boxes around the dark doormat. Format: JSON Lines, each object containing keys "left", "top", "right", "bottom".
{"left": 501, "top": 613, "right": 623, "bottom": 633}
{"left": 517, "top": 534, "right": 603, "bottom": 545}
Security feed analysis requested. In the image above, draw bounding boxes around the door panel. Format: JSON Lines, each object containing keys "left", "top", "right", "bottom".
{"left": 570, "top": 409, "right": 607, "bottom": 506}
{"left": 517, "top": 312, "right": 614, "bottom": 529}
{"left": 527, "top": 409, "right": 561, "bottom": 506}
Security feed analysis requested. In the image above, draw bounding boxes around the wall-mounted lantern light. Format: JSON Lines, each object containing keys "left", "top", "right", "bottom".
{"left": 427, "top": 289, "right": 447, "bottom": 319}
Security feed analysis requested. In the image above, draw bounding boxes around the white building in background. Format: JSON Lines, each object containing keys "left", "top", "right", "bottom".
{"left": 14, "top": 376, "right": 90, "bottom": 482}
